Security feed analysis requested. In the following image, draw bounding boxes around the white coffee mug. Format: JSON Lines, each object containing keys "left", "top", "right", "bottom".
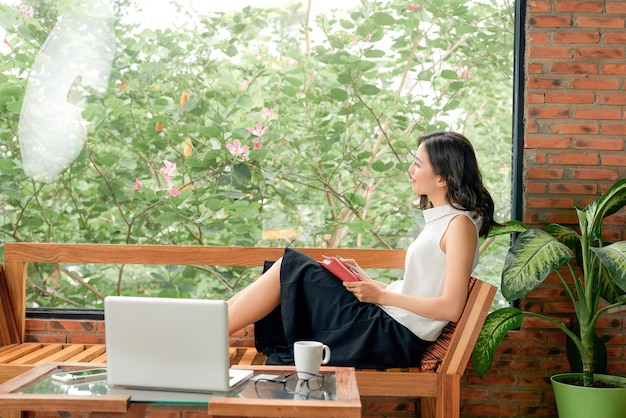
{"left": 293, "top": 341, "right": 331, "bottom": 378}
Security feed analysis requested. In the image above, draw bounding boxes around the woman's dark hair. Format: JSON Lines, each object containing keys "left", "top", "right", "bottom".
{"left": 417, "top": 131, "right": 500, "bottom": 237}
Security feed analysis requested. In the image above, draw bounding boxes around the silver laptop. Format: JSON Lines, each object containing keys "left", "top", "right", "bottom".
{"left": 104, "top": 296, "right": 253, "bottom": 393}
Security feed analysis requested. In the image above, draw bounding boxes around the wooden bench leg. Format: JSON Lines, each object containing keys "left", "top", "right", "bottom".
{"left": 426, "top": 374, "right": 460, "bottom": 418}
{"left": 421, "top": 397, "right": 435, "bottom": 418}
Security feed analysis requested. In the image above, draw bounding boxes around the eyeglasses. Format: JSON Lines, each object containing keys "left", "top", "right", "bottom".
{"left": 254, "top": 371, "right": 326, "bottom": 394}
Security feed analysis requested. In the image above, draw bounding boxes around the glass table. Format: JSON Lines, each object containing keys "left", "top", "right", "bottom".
{"left": 0, "top": 363, "right": 361, "bottom": 417}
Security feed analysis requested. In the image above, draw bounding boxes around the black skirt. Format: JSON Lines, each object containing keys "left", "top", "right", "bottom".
{"left": 254, "top": 248, "right": 431, "bottom": 369}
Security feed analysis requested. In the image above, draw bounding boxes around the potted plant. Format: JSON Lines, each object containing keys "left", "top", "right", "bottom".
{"left": 472, "top": 178, "right": 626, "bottom": 418}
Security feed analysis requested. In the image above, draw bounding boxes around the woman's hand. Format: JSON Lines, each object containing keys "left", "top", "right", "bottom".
{"left": 343, "top": 279, "right": 385, "bottom": 304}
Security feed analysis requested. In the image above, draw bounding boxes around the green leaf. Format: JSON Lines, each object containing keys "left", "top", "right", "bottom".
{"left": 364, "top": 49, "right": 385, "bottom": 58}
{"left": 471, "top": 307, "right": 523, "bottom": 378}
{"left": 584, "top": 178, "right": 626, "bottom": 237}
{"left": 592, "top": 242, "right": 626, "bottom": 293}
{"left": 330, "top": 88, "right": 349, "bottom": 101}
{"left": 372, "top": 12, "right": 395, "bottom": 26}
{"left": 487, "top": 220, "right": 527, "bottom": 238}
{"left": 358, "top": 84, "right": 380, "bottom": 95}
{"left": 440, "top": 70, "right": 458, "bottom": 79}
{"left": 501, "top": 229, "right": 573, "bottom": 301}
{"left": 545, "top": 223, "right": 580, "bottom": 249}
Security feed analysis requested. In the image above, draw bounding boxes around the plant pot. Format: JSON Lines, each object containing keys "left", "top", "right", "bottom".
{"left": 551, "top": 373, "right": 626, "bottom": 418}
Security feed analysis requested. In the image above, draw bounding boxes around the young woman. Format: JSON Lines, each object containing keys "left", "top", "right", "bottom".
{"left": 227, "top": 131, "right": 500, "bottom": 369}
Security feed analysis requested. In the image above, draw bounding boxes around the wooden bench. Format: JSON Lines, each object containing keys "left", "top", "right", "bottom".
{"left": 0, "top": 242, "right": 496, "bottom": 418}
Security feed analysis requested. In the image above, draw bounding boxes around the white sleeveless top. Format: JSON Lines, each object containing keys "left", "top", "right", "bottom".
{"left": 380, "top": 204, "right": 481, "bottom": 341}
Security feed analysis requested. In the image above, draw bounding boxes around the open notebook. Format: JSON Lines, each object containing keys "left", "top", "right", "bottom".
{"left": 104, "top": 296, "right": 252, "bottom": 393}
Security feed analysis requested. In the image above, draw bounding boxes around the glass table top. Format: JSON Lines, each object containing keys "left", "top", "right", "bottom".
{"left": 16, "top": 368, "right": 338, "bottom": 405}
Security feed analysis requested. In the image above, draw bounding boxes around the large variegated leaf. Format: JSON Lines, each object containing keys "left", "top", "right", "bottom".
{"left": 501, "top": 229, "right": 573, "bottom": 301}
{"left": 487, "top": 220, "right": 527, "bottom": 238}
{"left": 593, "top": 241, "right": 626, "bottom": 293}
{"left": 598, "top": 261, "right": 626, "bottom": 304}
{"left": 471, "top": 307, "right": 523, "bottom": 378}
{"left": 583, "top": 178, "right": 626, "bottom": 237}
{"left": 545, "top": 223, "right": 580, "bottom": 249}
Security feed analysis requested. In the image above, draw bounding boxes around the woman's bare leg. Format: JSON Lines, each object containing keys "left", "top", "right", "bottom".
{"left": 228, "top": 257, "right": 282, "bottom": 335}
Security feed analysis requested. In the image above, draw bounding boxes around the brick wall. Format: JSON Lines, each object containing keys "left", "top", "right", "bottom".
{"left": 21, "top": 1, "right": 626, "bottom": 417}
{"left": 461, "top": 1, "right": 626, "bottom": 417}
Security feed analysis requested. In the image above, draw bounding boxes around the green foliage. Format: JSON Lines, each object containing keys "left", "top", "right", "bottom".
{"left": 472, "top": 178, "right": 626, "bottom": 386}
{"left": 0, "top": 0, "right": 514, "bottom": 307}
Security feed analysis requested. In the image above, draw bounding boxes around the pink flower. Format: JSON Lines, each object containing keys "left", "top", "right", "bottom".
{"left": 2, "top": 38, "right": 11, "bottom": 50}
{"left": 261, "top": 108, "right": 275, "bottom": 118}
{"left": 239, "top": 81, "right": 250, "bottom": 91}
{"left": 226, "top": 139, "right": 249, "bottom": 156}
{"left": 456, "top": 67, "right": 473, "bottom": 79}
{"left": 160, "top": 160, "right": 177, "bottom": 184}
{"left": 247, "top": 122, "right": 269, "bottom": 137}
{"left": 406, "top": 4, "right": 425, "bottom": 12}
{"left": 133, "top": 178, "right": 143, "bottom": 190}
{"left": 169, "top": 187, "right": 181, "bottom": 197}
{"left": 287, "top": 58, "right": 298, "bottom": 66}
{"left": 364, "top": 185, "right": 372, "bottom": 199}
{"left": 17, "top": 5, "right": 34, "bottom": 18}
{"left": 253, "top": 140, "right": 262, "bottom": 150}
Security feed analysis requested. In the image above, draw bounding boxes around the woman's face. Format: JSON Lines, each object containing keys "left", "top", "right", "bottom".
{"left": 408, "top": 143, "right": 443, "bottom": 197}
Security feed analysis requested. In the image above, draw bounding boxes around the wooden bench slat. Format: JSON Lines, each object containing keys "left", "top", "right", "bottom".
{"left": 65, "top": 344, "right": 107, "bottom": 363}
{"left": 0, "top": 344, "right": 45, "bottom": 364}
{"left": 34, "top": 344, "right": 87, "bottom": 364}
{"left": 10, "top": 343, "right": 63, "bottom": 365}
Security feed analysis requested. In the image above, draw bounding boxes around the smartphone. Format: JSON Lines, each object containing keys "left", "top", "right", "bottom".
{"left": 51, "top": 368, "right": 108, "bottom": 383}
{"left": 336, "top": 256, "right": 369, "bottom": 278}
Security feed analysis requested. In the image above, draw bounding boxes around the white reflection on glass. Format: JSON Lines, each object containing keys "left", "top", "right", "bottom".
{"left": 18, "top": 0, "right": 115, "bottom": 182}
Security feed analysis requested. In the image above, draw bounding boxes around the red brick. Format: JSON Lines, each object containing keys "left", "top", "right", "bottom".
{"left": 603, "top": 154, "right": 626, "bottom": 166}
{"left": 573, "top": 108, "right": 622, "bottom": 120}
{"left": 519, "top": 406, "right": 558, "bottom": 416}
{"left": 25, "top": 318, "right": 48, "bottom": 331}
{"left": 576, "top": 16, "right": 625, "bottom": 29}
{"left": 602, "top": 124, "right": 626, "bottom": 134}
{"left": 528, "top": 168, "right": 565, "bottom": 179}
{"left": 552, "top": 31, "right": 600, "bottom": 43}
{"left": 527, "top": 197, "right": 575, "bottom": 208}
{"left": 528, "top": 107, "right": 570, "bottom": 118}
{"left": 549, "top": 62, "right": 598, "bottom": 74}
{"left": 466, "top": 374, "right": 517, "bottom": 386}
{"left": 575, "top": 47, "right": 624, "bottom": 59}
{"left": 605, "top": 33, "right": 626, "bottom": 44}
{"left": 604, "top": 63, "right": 626, "bottom": 74}
{"left": 549, "top": 183, "right": 597, "bottom": 194}
{"left": 606, "top": 2, "right": 626, "bottom": 13}
{"left": 572, "top": 78, "right": 620, "bottom": 90}
{"left": 529, "top": 46, "right": 573, "bottom": 58}
{"left": 572, "top": 168, "right": 620, "bottom": 181}
{"left": 529, "top": 1, "right": 552, "bottom": 12}
{"left": 527, "top": 182, "right": 547, "bottom": 193}
{"left": 549, "top": 123, "right": 599, "bottom": 134}
{"left": 529, "top": 16, "right": 572, "bottom": 27}
{"left": 467, "top": 404, "right": 519, "bottom": 417}
{"left": 531, "top": 32, "right": 550, "bottom": 43}
{"left": 527, "top": 92, "right": 546, "bottom": 103}
{"left": 545, "top": 92, "right": 595, "bottom": 104}
{"left": 555, "top": 2, "right": 603, "bottom": 13}
{"left": 493, "top": 389, "right": 543, "bottom": 403}
{"left": 528, "top": 63, "right": 544, "bottom": 74}
{"left": 574, "top": 138, "right": 624, "bottom": 150}
{"left": 598, "top": 93, "right": 626, "bottom": 105}
{"left": 525, "top": 136, "right": 571, "bottom": 148}
{"left": 528, "top": 77, "right": 565, "bottom": 89}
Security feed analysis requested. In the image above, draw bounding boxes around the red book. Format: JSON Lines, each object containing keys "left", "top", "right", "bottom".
{"left": 319, "top": 256, "right": 361, "bottom": 282}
